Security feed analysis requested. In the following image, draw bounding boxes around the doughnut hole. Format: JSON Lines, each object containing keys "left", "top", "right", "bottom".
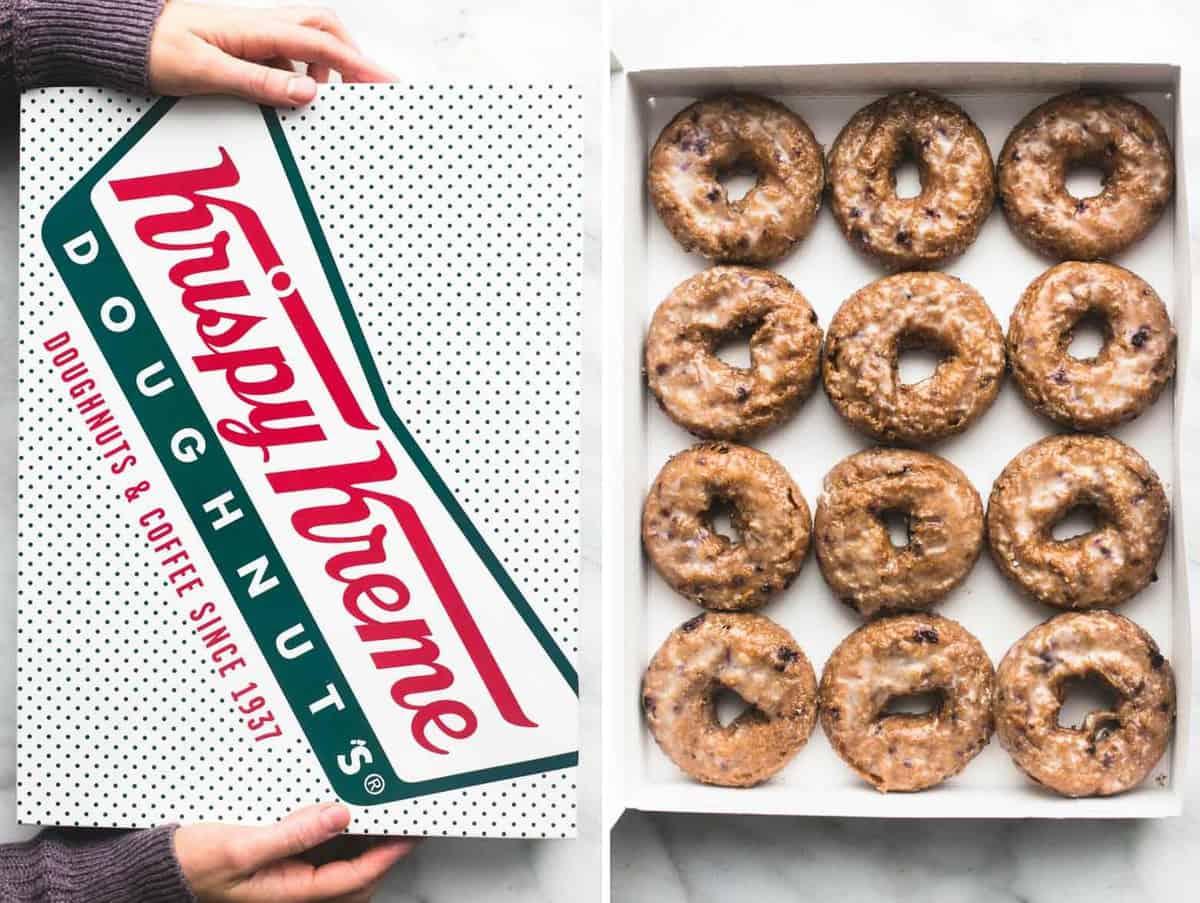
{"left": 1064, "top": 160, "right": 1110, "bottom": 201}
{"left": 881, "top": 689, "right": 943, "bottom": 718}
{"left": 717, "top": 158, "right": 760, "bottom": 203}
{"left": 705, "top": 498, "right": 744, "bottom": 545}
{"left": 892, "top": 147, "right": 924, "bottom": 199}
{"left": 1066, "top": 309, "right": 1111, "bottom": 361}
{"left": 712, "top": 320, "right": 757, "bottom": 370}
{"left": 878, "top": 508, "right": 912, "bottom": 548}
{"left": 897, "top": 330, "right": 950, "bottom": 385}
{"left": 711, "top": 685, "right": 756, "bottom": 727}
{"left": 1056, "top": 672, "right": 1122, "bottom": 738}
{"left": 1051, "top": 502, "right": 1102, "bottom": 542}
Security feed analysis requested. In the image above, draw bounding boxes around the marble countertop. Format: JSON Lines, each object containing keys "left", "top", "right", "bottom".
{"left": 1, "top": 1, "right": 1197, "bottom": 902}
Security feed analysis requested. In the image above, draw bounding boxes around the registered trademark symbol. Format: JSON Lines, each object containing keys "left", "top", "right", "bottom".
{"left": 363, "top": 773, "right": 386, "bottom": 796}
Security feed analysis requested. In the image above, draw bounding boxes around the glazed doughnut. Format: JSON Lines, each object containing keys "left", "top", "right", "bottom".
{"left": 828, "top": 90, "right": 995, "bottom": 270}
{"left": 997, "top": 93, "right": 1174, "bottom": 260}
{"left": 642, "top": 611, "right": 818, "bottom": 787}
{"left": 648, "top": 94, "right": 824, "bottom": 263}
{"left": 815, "top": 448, "right": 984, "bottom": 617}
{"left": 645, "top": 266, "right": 822, "bottom": 440}
{"left": 994, "top": 611, "right": 1175, "bottom": 797}
{"left": 642, "top": 443, "right": 810, "bottom": 611}
{"left": 822, "top": 272, "right": 1005, "bottom": 443}
{"left": 987, "top": 434, "right": 1168, "bottom": 609}
{"left": 819, "top": 613, "right": 994, "bottom": 792}
{"left": 1008, "top": 261, "right": 1175, "bottom": 432}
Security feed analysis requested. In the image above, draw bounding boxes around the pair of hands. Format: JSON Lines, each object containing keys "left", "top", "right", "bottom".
{"left": 149, "top": 1, "right": 394, "bottom": 106}
{"left": 152, "top": 9, "right": 405, "bottom": 900}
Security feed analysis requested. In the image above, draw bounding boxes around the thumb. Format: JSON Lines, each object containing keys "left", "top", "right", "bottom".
{"left": 236, "top": 803, "right": 351, "bottom": 869}
{"left": 205, "top": 50, "right": 318, "bottom": 106}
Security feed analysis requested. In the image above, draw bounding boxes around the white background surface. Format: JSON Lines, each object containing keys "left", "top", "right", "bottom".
{"left": 0, "top": 0, "right": 1197, "bottom": 901}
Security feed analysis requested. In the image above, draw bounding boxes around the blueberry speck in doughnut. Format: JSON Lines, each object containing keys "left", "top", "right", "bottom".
{"left": 643, "top": 695, "right": 657, "bottom": 714}
{"left": 914, "top": 628, "right": 940, "bottom": 644}
{"left": 1150, "top": 650, "right": 1165, "bottom": 669}
{"left": 681, "top": 614, "right": 706, "bottom": 632}
{"left": 1131, "top": 327, "right": 1149, "bottom": 347}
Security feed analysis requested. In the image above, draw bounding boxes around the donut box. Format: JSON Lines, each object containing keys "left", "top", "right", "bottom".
{"left": 602, "top": 63, "right": 1192, "bottom": 823}
{"left": 17, "top": 86, "right": 581, "bottom": 837}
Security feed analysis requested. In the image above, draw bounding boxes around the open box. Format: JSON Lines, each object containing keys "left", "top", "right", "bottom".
{"left": 602, "top": 61, "right": 1193, "bottom": 824}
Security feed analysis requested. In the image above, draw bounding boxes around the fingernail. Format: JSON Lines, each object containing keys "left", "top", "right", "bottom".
{"left": 287, "top": 75, "right": 317, "bottom": 102}
{"left": 320, "top": 803, "right": 348, "bottom": 832}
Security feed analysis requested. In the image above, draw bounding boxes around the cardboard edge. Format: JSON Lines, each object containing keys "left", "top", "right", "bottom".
{"left": 1167, "top": 64, "right": 1192, "bottom": 813}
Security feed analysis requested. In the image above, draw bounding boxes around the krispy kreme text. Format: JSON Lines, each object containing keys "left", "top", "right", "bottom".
{"left": 103, "top": 148, "right": 535, "bottom": 756}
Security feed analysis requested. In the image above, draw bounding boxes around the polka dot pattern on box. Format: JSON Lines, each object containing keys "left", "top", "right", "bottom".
{"left": 17, "top": 85, "right": 581, "bottom": 838}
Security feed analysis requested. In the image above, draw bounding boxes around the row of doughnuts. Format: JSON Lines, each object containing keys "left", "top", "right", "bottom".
{"left": 642, "top": 608, "right": 1175, "bottom": 797}
{"left": 649, "top": 90, "right": 1174, "bottom": 267}
{"left": 642, "top": 436, "right": 1167, "bottom": 615}
{"left": 646, "top": 263, "right": 1176, "bottom": 443}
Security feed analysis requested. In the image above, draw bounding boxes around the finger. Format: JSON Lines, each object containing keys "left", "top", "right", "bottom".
{"left": 235, "top": 803, "right": 351, "bottom": 870}
{"left": 297, "top": 838, "right": 417, "bottom": 901}
{"left": 276, "top": 5, "right": 362, "bottom": 51}
{"left": 308, "top": 61, "right": 332, "bottom": 84}
{"left": 203, "top": 52, "right": 318, "bottom": 106}
{"left": 271, "top": 10, "right": 396, "bottom": 83}
{"left": 234, "top": 22, "right": 392, "bottom": 83}
{"left": 267, "top": 56, "right": 299, "bottom": 73}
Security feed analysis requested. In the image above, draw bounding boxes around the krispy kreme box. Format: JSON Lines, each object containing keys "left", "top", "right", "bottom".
{"left": 18, "top": 86, "right": 581, "bottom": 837}
{"left": 602, "top": 60, "right": 1193, "bottom": 834}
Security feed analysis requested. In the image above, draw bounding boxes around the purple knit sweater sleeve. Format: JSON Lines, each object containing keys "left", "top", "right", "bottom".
{"left": 0, "top": 825, "right": 195, "bottom": 902}
{"left": 0, "top": 2, "right": 191, "bottom": 901}
{"left": 0, "top": 0, "right": 165, "bottom": 93}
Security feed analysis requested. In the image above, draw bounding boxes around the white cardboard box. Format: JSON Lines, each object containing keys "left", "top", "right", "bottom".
{"left": 18, "top": 85, "right": 581, "bottom": 838}
{"left": 603, "top": 62, "right": 1192, "bottom": 823}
